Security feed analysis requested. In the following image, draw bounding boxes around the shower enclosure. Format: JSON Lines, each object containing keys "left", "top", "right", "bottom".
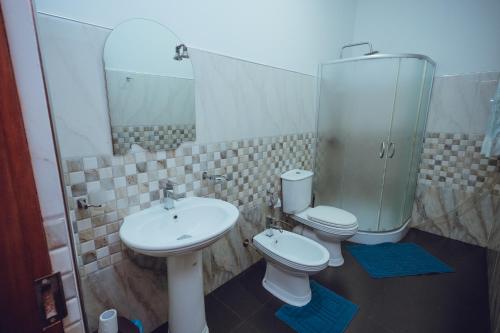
{"left": 314, "top": 48, "right": 435, "bottom": 243}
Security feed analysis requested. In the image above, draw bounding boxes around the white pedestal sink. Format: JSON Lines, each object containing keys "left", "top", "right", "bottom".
{"left": 119, "top": 197, "right": 239, "bottom": 333}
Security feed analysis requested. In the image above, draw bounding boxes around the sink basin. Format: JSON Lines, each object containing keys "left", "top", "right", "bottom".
{"left": 119, "top": 196, "right": 239, "bottom": 333}
{"left": 120, "top": 197, "right": 239, "bottom": 256}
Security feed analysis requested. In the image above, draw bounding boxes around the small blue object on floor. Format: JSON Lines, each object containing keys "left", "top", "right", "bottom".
{"left": 276, "top": 280, "right": 358, "bottom": 333}
{"left": 346, "top": 242, "right": 454, "bottom": 278}
{"left": 131, "top": 319, "right": 144, "bottom": 333}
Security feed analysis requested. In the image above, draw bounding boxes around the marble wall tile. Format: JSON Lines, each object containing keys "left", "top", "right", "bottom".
{"left": 191, "top": 49, "right": 316, "bottom": 144}
{"left": 426, "top": 72, "right": 500, "bottom": 134}
{"left": 36, "top": 14, "right": 113, "bottom": 158}
{"left": 411, "top": 184, "right": 498, "bottom": 247}
{"left": 63, "top": 298, "right": 82, "bottom": 327}
{"left": 3, "top": 1, "right": 66, "bottom": 221}
{"left": 35, "top": 14, "right": 317, "bottom": 159}
{"left": 119, "top": 259, "right": 169, "bottom": 333}
{"left": 202, "top": 204, "right": 265, "bottom": 294}
{"left": 80, "top": 261, "right": 131, "bottom": 331}
{"left": 489, "top": 209, "right": 500, "bottom": 253}
{"left": 62, "top": 273, "right": 78, "bottom": 300}
{"left": 25, "top": 133, "right": 66, "bottom": 219}
{"left": 44, "top": 217, "right": 70, "bottom": 250}
{"left": 50, "top": 246, "right": 75, "bottom": 275}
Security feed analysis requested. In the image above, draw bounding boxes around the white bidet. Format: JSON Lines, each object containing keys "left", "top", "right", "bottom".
{"left": 253, "top": 229, "right": 329, "bottom": 306}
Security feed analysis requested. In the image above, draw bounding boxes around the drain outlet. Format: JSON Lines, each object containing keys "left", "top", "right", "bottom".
{"left": 177, "top": 234, "right": 192, "bottom": 240}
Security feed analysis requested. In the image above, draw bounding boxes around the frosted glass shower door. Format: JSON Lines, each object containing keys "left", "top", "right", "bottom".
{"left": 402, "top": 62, "right": 435, "bottom": 222}
{"left": 378, "top": 58, "right": 426, "bottom": 231}
{"left": 316, "top": 59, "right": 400, "bottom": 231}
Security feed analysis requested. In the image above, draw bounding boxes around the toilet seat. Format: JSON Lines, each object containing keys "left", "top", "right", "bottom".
{"left": 294, "top": 207, "right": 358, "bottom": 236}
{"left": 307, "top": 206, "right": 357, "bottom": 228}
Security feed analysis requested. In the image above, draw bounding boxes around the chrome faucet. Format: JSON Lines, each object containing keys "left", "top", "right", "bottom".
{"left": 162, "top": 180, "right": 185, "bottom": 210}
{"left": 265, "top": 216, "right": 283, "bottom": 237}
{"left": 202, "top": 172, "right": 227, "bottom": 184}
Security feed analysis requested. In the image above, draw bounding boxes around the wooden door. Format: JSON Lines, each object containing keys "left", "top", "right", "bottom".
{"left": 0, "top": 5, "right": 64, "bottom": 333}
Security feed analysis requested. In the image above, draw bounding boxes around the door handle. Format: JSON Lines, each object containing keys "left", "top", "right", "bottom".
{"left": 379, "top": 141, "right": 386, "bottom": 158}
{"left": 388, "top": 142, "right": 396, "bottom": 158}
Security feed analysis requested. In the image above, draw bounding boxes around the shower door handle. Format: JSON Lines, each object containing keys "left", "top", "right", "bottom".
{"left": 388, "top": 142, "right": 396, "bottom": 158}
{"left": 379, "top": 141, "right": 386, "bottom": 158}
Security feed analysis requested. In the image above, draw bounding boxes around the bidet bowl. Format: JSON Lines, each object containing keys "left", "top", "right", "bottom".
{"left": 253, "top": 230, "right": 330, "bottom": 272}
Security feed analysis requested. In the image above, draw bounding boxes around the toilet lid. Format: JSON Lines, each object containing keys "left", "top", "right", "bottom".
{"left": 307, "top": 206, "right": 357, "bottom": 228}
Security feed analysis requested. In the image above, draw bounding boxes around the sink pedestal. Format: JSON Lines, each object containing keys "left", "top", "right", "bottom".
{"left": 120, "top": 198, "right": 239, "bottom": 332}
{"left": 167, "top": 250, "right": 208, "bottom": 333}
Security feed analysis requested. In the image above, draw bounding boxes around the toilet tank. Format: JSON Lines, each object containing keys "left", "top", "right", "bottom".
{"left": 281, "top": 169, "right": 313, "bottom": 214}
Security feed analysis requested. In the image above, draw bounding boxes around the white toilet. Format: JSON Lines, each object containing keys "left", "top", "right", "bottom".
{"left": 253, "top": 230, "right": 329, "bottom": 306}
{"left": 281, "top": 169, "right": 358, "bottom": 267}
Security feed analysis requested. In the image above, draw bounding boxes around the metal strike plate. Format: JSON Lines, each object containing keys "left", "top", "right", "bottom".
{"left": 34, "top": 272, "right": 68, "bottom": 329}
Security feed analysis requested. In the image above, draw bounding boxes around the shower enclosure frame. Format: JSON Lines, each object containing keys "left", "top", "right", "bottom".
{"left": 313, "top": 53, "right": 436, "bottom": 244}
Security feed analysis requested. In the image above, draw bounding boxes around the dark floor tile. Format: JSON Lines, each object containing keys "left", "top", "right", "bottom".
{"left": 339, "top": 229, "right": 490, "bottom": 333}
{"left": 230, "top": 321, "right": 262, "bottom": 333}
{"left": 309, "top": 229, "right": 489, "bottom": 333}
{"left": 212, "top": 275, "right": 267, "bottom": 320}
{"left": 247, "top": 298, "right": 295, "bottom": 333}
{"left": 236, "top": 260, "right": 273, "bottom": 304}
{"left": 150, "top": 321, "right": 168, "bottom": 333}
{"left": 345, "top": 314, "right": 395, "bottom": 333}
{"left": 205, "top": 294, "right": 242, "bottom": 333}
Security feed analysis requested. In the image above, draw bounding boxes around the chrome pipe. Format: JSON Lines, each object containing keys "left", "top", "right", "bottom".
{"left": 340, "top": 42, "right": 374, "bottom": 58}
{"left": 322, "top": 53, "right": 437, "bottom": 67}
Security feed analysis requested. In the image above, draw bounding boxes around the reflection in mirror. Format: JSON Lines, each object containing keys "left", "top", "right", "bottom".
{"left": 103, "top": 19, "right": 195, "bottom": 155}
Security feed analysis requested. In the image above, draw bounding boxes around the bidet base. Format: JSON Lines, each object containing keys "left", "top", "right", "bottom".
{"left": 262, "top": 262, "right": 311, "bottom": 307}
{"left": 167, "top": 251, "right": 209, "bottom": 333}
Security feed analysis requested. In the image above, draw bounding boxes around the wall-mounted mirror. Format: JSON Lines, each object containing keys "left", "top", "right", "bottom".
{"left": 103, "top": 19, "right": 195, "bottom": 155}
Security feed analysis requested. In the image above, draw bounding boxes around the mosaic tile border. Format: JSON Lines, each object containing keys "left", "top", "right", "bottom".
{"left": 418, "top": 132, "right": 500, "bottom": 194}
{"left": 63, "top": 133, "right": 315, "bottom": 276}
{"left": 111, "top": 124, "right": 196, "bottom": 155}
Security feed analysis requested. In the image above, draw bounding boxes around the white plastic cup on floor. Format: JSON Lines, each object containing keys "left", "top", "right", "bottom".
{"left": 98, "top": 309, "right": 118, "bottom": 333}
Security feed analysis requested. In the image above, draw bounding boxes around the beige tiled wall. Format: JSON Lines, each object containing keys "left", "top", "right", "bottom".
{"left": 411, "top": 72, "right": 500, "bottom": 247}
{"left": 62, "top": 133, "right": 315, "bottom": 278}
{"left": 67, "top": 134, "right": 315, "bottom": 332}
{"left": 419, "top": 133, "right": 499, "bottom": 194}
{"left": 111, "top": 124, "right": 196, "bottom": 155}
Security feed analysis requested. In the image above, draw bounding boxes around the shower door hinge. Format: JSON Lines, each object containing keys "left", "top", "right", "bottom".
{"left": 379, "top": 141, "right": 386, "bottom": 158}
{"left": 34, "top": 272, "right": 68, "bottom": 330}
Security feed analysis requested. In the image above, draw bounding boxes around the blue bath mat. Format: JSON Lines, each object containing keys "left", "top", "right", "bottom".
{"left": 346, "top": 242, "right": 454, "bottom": 278}
{"left": 276, "top": 280, "right": 358, "bottom": 333}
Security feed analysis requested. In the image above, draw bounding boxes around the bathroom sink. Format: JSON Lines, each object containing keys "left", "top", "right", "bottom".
{"left": 120, "top": 197, "right": 239, "bottom": 256}
{"left": 119, "top": 196, "right": 239, "bottom": 333}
